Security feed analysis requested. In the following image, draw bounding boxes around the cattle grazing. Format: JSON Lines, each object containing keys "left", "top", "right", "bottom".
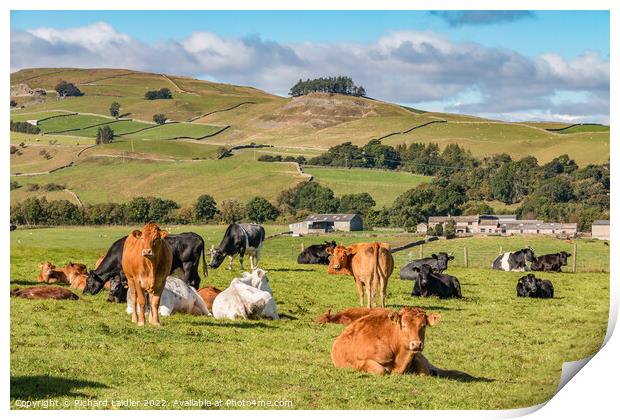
{"left": 297, "top": 241, "right": 337, "bottom": 265}
{"left": 331, "top": 307, "right": 440, "bottom": 375}
{"left": 327, "top": 242, "right": 394, "bottom": 308}
{"left": 516, "top": 274, "right": 554, "bottom": 298}
{"left": 127, "top": 276, "right": 210, "bottom": 316}
{"left": 209, "top": 224, "right": 265, "bottom": 271}
{"left": 492, "top": 248, "right": 536, "bottom": 272}
{"left": 410, "top": 264, "right": 462, "bottom": 299}
{"left": 315, "top": 307, "right": 389, "bottom": 324}
{"left": 84, "top": 232, "right": 208, "bottom": 301}
{"left": 400, "top": 252, "right": 454, "bottom": 281}
{"left": 11, "top": 286, "right": 79, "bottom": 300}
{"left": 122, "top": 222, "right": 173, "bottom": 326}
{"left": 212, "top": 269, "right": 279, "bottom": 320}
{"left": 530, "top": 251, "right": 571, "bottom": 272}
{"left": 197, "top": 286, "right": 222, "bottom": 313}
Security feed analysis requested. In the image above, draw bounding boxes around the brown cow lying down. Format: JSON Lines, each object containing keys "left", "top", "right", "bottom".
{"left": 331, "top": 307, "right": 475, "bottom": 380}
{"left": 198, "top": 286, "right": 222, "bottom": 313}
{"left": 37, "top": 261, "right": 98, "bottom": 291}
{"left": 11, "top": 286, "right": 79, "bottom": 300}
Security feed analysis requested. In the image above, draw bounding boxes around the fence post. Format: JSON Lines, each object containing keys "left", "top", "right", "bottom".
{"left": 572, "top": 242, "right": 577, "bottom": 273}
{"left": 419, "top": 244, "right": 423, "bottom": 259}
{"left": 499, "top": 246, "right": 503, "bottom": 255}
{"left": 300, "top": 242, "right": 305, "bottom": 252}
{"left": 464, "top": 246, "right": 469, "bottom": 268}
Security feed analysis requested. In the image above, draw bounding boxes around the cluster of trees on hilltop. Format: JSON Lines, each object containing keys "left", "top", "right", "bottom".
{"left": 145, "top": 88, "right": 172, "bottom": 100}
{"left": 289, "top": 76, "right": 366, "bottom": 97}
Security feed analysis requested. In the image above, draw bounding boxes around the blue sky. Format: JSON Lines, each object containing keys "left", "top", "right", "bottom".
{"left": 10, "top": 10, "right": 610, "bottom": 123}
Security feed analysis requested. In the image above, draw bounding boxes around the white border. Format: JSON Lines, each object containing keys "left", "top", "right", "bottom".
{"left": 3, "top": 1, "right": 616, "bottom": 419}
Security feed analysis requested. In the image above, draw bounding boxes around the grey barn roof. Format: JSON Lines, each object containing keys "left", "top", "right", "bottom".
{"left": 305, "top": 214, "right": 358, "bottom": 222}
{"left": 592, "top": 220, "right": 610, "bottom": 225}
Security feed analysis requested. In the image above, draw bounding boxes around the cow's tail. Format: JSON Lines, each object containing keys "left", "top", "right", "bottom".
{"left": 371, "top": 242, "right": 381, "bottom": 301}
{"left": 201, "top": 241, "right": 209, "bottom": 278}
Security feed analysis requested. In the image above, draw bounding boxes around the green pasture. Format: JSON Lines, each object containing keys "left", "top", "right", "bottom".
{"left": 95, "top": 139, "right": 222, "bottom": 160}
{"left": 9, "top": 227, "right": 609, "bottom": 409}
{"left": 123, "top": 122, "right": 223, "bottom": 140}
{"left": 10, "top": 132, "right": 95, "bottom": 147}
{"left": 552, "top": 124, "right": 610, "bottom": 134}
{"left": 38, "top": 114, "right": 115, "bottom": 133}
{"left": 304, "top": 166, "right": 432, "bottom": 207}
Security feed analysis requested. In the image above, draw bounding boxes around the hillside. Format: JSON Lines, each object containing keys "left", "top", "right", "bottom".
{"left": 10, "top": 67, "right": 610, "bottom": 208}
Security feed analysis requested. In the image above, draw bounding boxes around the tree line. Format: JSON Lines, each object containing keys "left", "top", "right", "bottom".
{"left": 289, "top": 76, "right": 366, "bottom": 97}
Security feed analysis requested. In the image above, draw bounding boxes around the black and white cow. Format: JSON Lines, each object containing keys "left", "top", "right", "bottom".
{"left": 530, "top": 251, "right": 571, "bottom": 272}
{"left": 297, "top": 241, "right": 336, "bottom": 265}
{"left": 400, "top": 252, "right": 454, "bottom": 281}
{"left": 492, "top": 248, "right": 536, "bottom": 272}
{"left": 209, "top": 224, "right": 266, "bottom": 271}
{"left": 516, "top": 274, "right": 554, "bottom": 298}
{"left": 410, "top": 264, "right": 462, "bottom": 299}
{"left": 83, "top": 232, "right": 208, "bottom": 301}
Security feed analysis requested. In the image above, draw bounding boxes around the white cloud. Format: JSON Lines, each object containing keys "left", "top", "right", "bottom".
{"left": 11, "top": 23, "right": 609, "bottom": 123}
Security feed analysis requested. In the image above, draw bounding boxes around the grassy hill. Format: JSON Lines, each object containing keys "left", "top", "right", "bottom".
{"left": 10, "top": 67, "right": 610, "bottom": 207}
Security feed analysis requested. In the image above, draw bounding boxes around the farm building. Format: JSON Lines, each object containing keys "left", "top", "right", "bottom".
{"left": 428, "top": 215, "right": 479, "bottom": 234}
{"left": 591, "top": 220, "right": 610, "bottom": 240}
{"left": 503, "top": 221, "right": 578, "bottom": 237}
{"left": 289, "top": 214, "right": 363, "bottom": 235}
{"left": 426, "top": 214, "right": 577, "bottom": 237}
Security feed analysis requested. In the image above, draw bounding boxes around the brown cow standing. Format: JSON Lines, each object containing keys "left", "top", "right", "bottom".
{"left": 331, "top": 307, "right": 440, "bottom": 375}
{"left": 197, "top": 286, "right": 222, "bottom": 313}
{"left": 11, "top": 286, "right": 79, "bottom": 300}
{"left": 122, "top": 222, "right": 173, "bottom": 326}
{"left": 328, "top": 242, "right": 394, "bottom": 308}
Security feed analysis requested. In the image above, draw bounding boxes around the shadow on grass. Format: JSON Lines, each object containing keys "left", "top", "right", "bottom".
{"left": 268, "top": 268, "right": 316, "bottom": 272}
{"left": 10, "top": 279, "right": 40, "bottom": 287}
{"left": 190, "top": 320, "right": 277, "bottom": 329}
{"left": 11, "top": 375, "right": 108, "bottom": 400}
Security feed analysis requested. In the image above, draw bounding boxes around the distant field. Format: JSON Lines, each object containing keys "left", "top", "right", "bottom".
{"left": 10, "top": 144, "right": 82, "bottom": 175}
{"left": 95, "top": 139, "right": 222, "bottom": 160}
{"left": 10, "top": 155, "right": 306, "bottom": 206}
{"left": 550, "top": 124, "right": 610, "bottom": 134}
{"left": 304, "top": 166, "right": 432, "bottom": 207}
{"left": 10, "top": 132, "right": 95, "bottom": 146}
{"left": 38, "top": 114, "right": 114, "bottom": 133}
{"left": 10, "top": 110, "right": 74, "bottom": 122}
{"left": 10, "top": 227, "right": 609, "bottom": 409}
{"left": 122, "top": 122, "right": 223, "bottom": 140}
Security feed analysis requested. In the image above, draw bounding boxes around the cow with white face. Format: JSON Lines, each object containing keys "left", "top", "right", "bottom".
{"left": 211, "top": 268, "right": 279, "bottom": 320}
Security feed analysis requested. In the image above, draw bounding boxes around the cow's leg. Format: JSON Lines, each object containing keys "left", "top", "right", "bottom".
{"left": 136, "top": 287, "right": 146, "bottom": 326}
{"left": 366, "top": 280, "right": 372, "bottom": 309}
{"left": 355, "top": 278, "right": 364, "bottom": 307}
{"left": 150, "top": 293, "right": 161, "bottom": 327}
{"left": 183, "top": 261, "right": 200, "bottom": 289}
{"left": 228, "top": 255, "right": 234, "bottom": 270}
{"left": 358, "top": 359, "right": 389, "bottom": 375}
{"left": 253, "top": 244, "right": 262, "bottom": 269}
{"left": 239, "top": 250, "right": 245, "bottom": 271}
{"left": 380, "top": 277, "right": 386, "bottom": 308}
{"left": 129, "top": 283, "right": 138, "bottom": 323}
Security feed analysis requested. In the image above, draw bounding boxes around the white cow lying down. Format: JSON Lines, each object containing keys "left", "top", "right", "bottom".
{"left": 212, "top": 268, "right": 279, "bottom": 320}
{"left": 127, "top": 276, "right": 210, "bottom": 316}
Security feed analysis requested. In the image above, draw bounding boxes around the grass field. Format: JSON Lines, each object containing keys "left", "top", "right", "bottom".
{"left": 304, "top": 166, "right": 432, "bottom": 207}
{"left": 10, "top": 226, "right": 609, "bottom": 410}
{"left": 95, "top": 139, "right": 222, "bottom": 160}
{"left": 122, "top": 122, "right": 223, "bottom": 140}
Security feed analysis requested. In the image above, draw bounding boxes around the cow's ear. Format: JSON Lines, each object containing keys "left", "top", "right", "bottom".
{"left": 159, "top": 230, "right": 168, "bottom": 239}
{"left": 131, "top": 230, "right": 142, "bottom": 239}
{"left": 389, "top": 311, "right": 401, "bottom": 325}
{"left": 412, "top": 267, "right": 420, "bottom": 272}
{"left": 431, "top": 254, "right": 437, "bottom": 259}
{"left": 448, "top": 255, "right": 455, "bottom": 260}
{"left": 426, "top": 313, "right": 441, "bottom": 327}
{"left": 325, "top": 247, "right": 334, "bottom": 255}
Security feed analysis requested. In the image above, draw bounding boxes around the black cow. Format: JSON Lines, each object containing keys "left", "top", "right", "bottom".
{"left": 297, "top": 241, "right": 336, "bottom": 265}
{"left": 83, "top": 232, "right": 208, "bottom": 301}
{"left": 492, "top": 248, "right": 536, "bottom": 272}
{"left": 516, "top": 274, "right": 554, "bottom": 298}
{"left": 400, "top": 252, "right": 454, "bottom": 281}
{"left": 530, "top": 251, "right": 571, "bottom": 272}
{"left": 209, "top": 224, "right": 265, "bottom": 270}
{"left": 410, "top": 264, "right": 462, "bottom": 299}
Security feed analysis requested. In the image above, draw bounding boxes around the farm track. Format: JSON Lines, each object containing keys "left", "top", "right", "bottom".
{"left": 160, "top": 74, "right": 197, "bottom": 95}
{"left": 63, "top": 188, "right": 83, "bottom": 207}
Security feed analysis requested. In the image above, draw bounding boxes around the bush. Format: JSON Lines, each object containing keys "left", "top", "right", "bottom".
{"left": 195, "top": 194, "right": 218, "bottom": 222}
{"left": 218, "top": 200, "right": 246, "bottom": 224}
{"left": 10, "top": 120, "right": 40, "bottom": 134}
{"left": 246, "top": 197, "right": 279, "bottom": 223}
{"left": 43, "top": 183, "right": 66, "bottom": 192}
{"left": 55, "top": 81, "right": 83, "bottom": 97}
{"left": 145, "top": 88, "right": 172, "bottom": 100}
{"left": 153, "top": 114, "right": 167, "bottom": 125}
{"left": 10, "top": 145, "right": 18, "bottom": 154}
{"left": 96, "top": 126, "right": 114, "bottom": 144}
{"left": 26, "top": 183, "right": 40, "bottom": 191}
{"left": 258, "top": 155, "right": 282, "bottom": 162}
{"left": 10, "top": 181, "right": 21, "bottom": 190}
{"left": 109, "top": 102, "right": 121, "bottom": 118}
{"left": 444, "top": 219, "right": 456, "bottom": 237}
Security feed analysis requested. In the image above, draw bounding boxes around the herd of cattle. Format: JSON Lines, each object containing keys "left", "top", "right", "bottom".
{"left": 12, "top": 222, "right": 573, "bottom": 377}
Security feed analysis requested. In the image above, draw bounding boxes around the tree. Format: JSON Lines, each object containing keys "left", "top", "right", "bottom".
{"left": 246, "top": 197, "right": 279, "bottom": 223}
{"left": 10, "top": 100, "right": 17, "bottom": 107}
{"left": 10, "top": 120, "right": 40, "bottom": 134}
{"left": 96, "top": 126, "right": 114, "bottom": 144}
{"left": 433, "top": 223, "right": 443, "bottom": 236}
{"left": 109, "top": 102, "right": 121, "bottom": 118}
{"left": 145, "top": 88, "right": 173, "bottom": 100}
{"left": 444, "top": 219, "right": 456, "bottom": 237}
{"left": 153, "top": 114, "right": 167, "bottom": 125}
{"left": 338, "top": 193, "right": 376, "bottom": 215}
{"left": 292, "top": 182, "right": 340, "bottom": 213}
{"left": 55, "top": 81, "right": 83, "bottom": 97}
{"left": 195, "top": 194, "right": 218, "bottom": 222}
{"left": 219, "top": 200, "right": 246, "bottom": 223}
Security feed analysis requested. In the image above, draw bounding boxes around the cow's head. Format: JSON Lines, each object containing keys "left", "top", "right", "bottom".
{"left": 131, "top": 222, "right": 168, "bottom": 260}
{"left": 411, "top": 264, "right": 435, "bottom": 289}
{"left": 522, "top": 248, "right": 536, "bottom": 262}
{"left": 518, "top": 274, "right": 538, "bottom": 295}
{"left": 327, "top": 245, "right": 353, "bottom": 275}
{"left": 432, "top": 252, "right": 454, "bottom": 271}
{"left": 208, "top": 244, "right": 226, "bottom": 269}
{"left": 107, "top": 276, "right": 128, "bottom": 303}
{"left": 389, "top": 307, "right": 441, "bottom": 352}
{"left": 559, "top": 251, "right": 571, "bottom": 265}
{"left": 39, "top": 261, "right": 55, "bottom": 277}
{"left": 83, "top": 270, "right": 105, "bottom": 295}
